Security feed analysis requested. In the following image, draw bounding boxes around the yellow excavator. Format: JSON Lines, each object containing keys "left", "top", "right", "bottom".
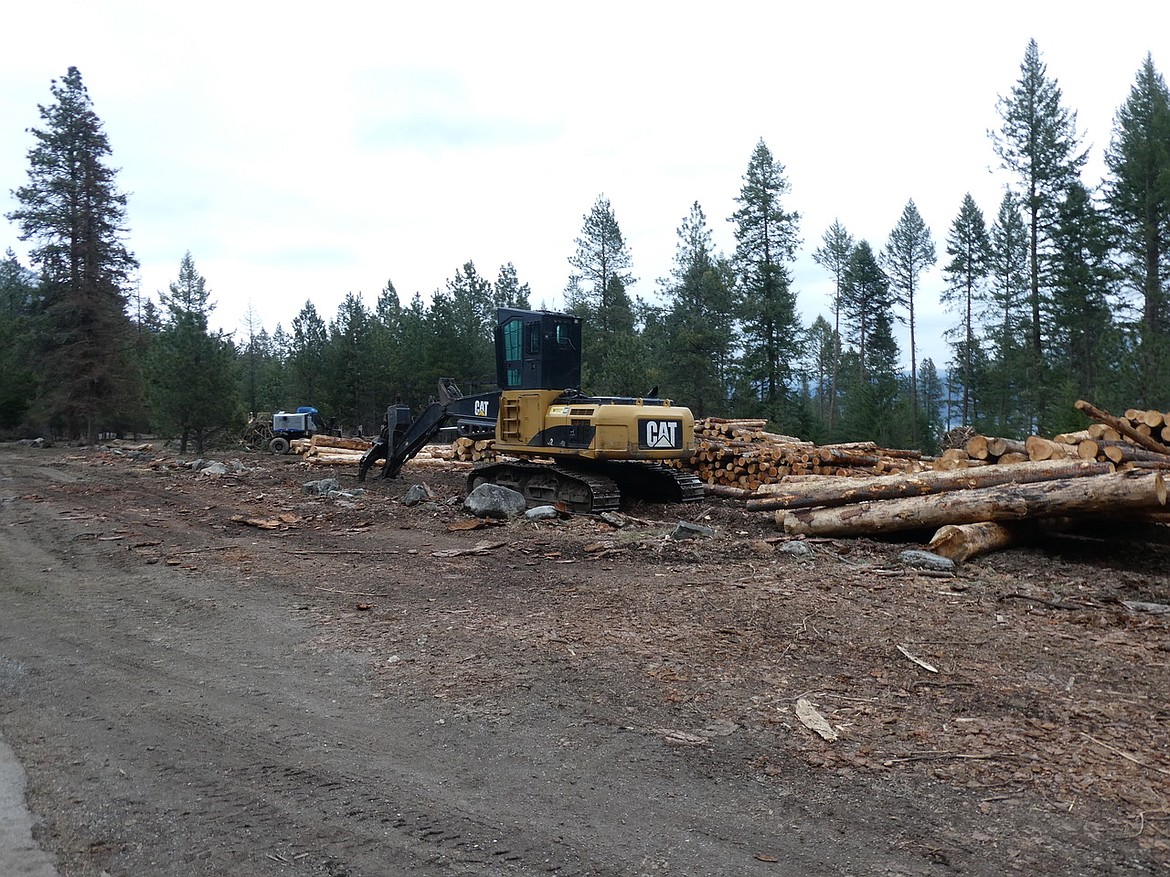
{"left": 358, "top": 307, "right": 703, "bottom": 512}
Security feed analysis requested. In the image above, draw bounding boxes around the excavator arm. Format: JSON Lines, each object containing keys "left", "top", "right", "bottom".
{"left": 358, "top": 380, "right": 500, "bottom": 481}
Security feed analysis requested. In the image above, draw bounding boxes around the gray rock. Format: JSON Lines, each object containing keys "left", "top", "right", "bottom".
{"left": 403, "top": 483, "right": 436, "bottom": 506}
{"left": 463, "top": 483, "right": 527, "bottom": 519}
{"left": 187, "top": 458, "right": 204, "bottom": 471}
{"left": 303, "top": 477, "right": 341, "bottom": 496}
{"left": 599, "top": 511, "right": 629, "bottom": 528}
{"left": 899, "top": 549, "right": 956, "bottom": 572}
{"left": 779, "top": 541, "right": 812, "bottom": 557}
{"left": 199, "top": 461, "right": 228, "bottom": 477}
{"left": 525, "top": 505, "right": 560, "bottom": 521}
{"left": 670, "top": 521, "right": 716, "bottom": 540}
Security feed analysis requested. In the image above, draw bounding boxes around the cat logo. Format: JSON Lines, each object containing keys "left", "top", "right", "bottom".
{"left": 474, "top": 400, "right": 491, "bottom": 417}
{"left": 640, "top": 419, "right": 681, "bottom": 449}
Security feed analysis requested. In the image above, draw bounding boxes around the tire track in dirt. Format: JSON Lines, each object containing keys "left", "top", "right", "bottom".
{"left": 0, "top": 472, "right": 813, "bottom": 876}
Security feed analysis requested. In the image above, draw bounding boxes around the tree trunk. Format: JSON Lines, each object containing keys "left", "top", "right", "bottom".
{"left": 779, "top": 470, "right": 1166, "bottom": 537}
{"left": 747, "top": 459, "right": 1112, "bottom": 512}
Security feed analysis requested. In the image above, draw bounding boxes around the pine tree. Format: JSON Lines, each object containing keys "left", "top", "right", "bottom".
{"left": 396, "top": 292, "right": 435, "bottom": 408}
{"left": 991, "top": 39, "right": 1088, "bottom": 361}
{"left": 1104, "top": 53, "right": 1170, "bottom": 404}
{"left": 882, "top": 199, "right": 936, "bottom": 444}
{"left": 658, "top": 202, "right": 737, "bottom": 416}
{"left": 429, "top": 261, "right": 496, "bottom": 392}
{"left": 985, "top": 192, "right": 1033, "bottom": 434}
{"left": 731, "top": 139, "right": 802, "bottom": 417}
{"left": 365, "top": 280, "right": 407, "bottom": 428}
{"left": 566, "top": 195, "right": 634, "bottom": 332}
{"left": 239, "top": 303, "right": 266, "bottom": 417}
{"left": 493, "top": 262, "right": 531, "bottom": 309}
{"left": 801, "top": 316, "right": 836, "bottom": 432}
{"left": 841, "top": 241, "right": 890, "bottom": 379}
{"left": 941, "top": 193, "right": 991, "bottom": 425}
{"left": 812, "top": 220, "right": 854, "bottom": 431}
{"left": 0, "top": 251, "right": 39, "bottom": 429}
{"left": 324, "top": 293, "right": 374, "bottom": 429}
{"left": 289, "top": 302, "right": 328, "bottom": 406}
{"left": 564, "top": 201, "right": 644, "bottom": 392}
{"left": 1047, "top": 182, "right": 1117, "bottom": 421}
{"left": 148, "top": 253, "right": 240, "bottom": 453}
{"left": 917, "top": 358, "right": 945, "bottom": 453}
{"left": 6, "top": 67, "right": 140, "bottom": 442}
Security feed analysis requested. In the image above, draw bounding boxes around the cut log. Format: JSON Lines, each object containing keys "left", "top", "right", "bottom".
{"left": 965, "top": 435, "right": 990, "bottom": 460}
{"left": 1097, "top": 441, "right": 1170, "bottom": 465}
{"left": 747, "top": 459, "right": 1113, "bottom": 512}
{"left": 1075, "top": 399, "right": 1170, "bottom": 456}
{"left": 1053, "top": 430, "right": 1095, "bottom": 445}
{"left": 1025, "top": 435, "right": 1076, "bottom": 461}
{"left": 928, "top": 522, "right": 1026, "bottom": 562}
{"left": 986, "top": 437, "right": 1027, "bottom": 458}
{"left": 1088, "top": 423, "right": 1122, "bottom": 442}
{"left": 779, "top": 470, "right": 1166, "bottom": 537}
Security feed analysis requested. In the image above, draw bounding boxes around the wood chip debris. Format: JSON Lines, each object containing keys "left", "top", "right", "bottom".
{"left": 794, "top": 698, "right": 838, "bottom": 741}
{"left": 431, "top": 540, "right": 508, "bottom": 558}
{"left": 897, "top": 644, "right": 939, "bottom": 673}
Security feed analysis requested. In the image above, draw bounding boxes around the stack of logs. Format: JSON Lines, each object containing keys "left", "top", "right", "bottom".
{"left": 451, "top": 436, "right": 496, "bottom": 463}
{"left": 665, "top": 418, "right": 927, "bottom": 492}
{"left": 293, "top": 434, "right": 371, "bottom": 465}
{"left": 295, "top": 434, "right": 466, "bottom": 469}
{"left": 756, "top": 401, "right": 1170, "bottom": 561}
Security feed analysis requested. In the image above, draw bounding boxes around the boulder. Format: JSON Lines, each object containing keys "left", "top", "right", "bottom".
{"left": 403, "top": 483, "right": 437, "bottom": 507}
{"left": 463, "top": 483, "right": 527, "bottom": 519}
{"left": 669, "top": 521, "right": 716, "bottom": 540}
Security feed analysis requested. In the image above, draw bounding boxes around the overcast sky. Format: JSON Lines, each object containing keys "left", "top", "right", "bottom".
{"left": 1, "top": 3, "right": 1165, "bottom": 370}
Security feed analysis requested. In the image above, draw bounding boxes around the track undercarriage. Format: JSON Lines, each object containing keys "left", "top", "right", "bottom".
{"left": 468, "top": 459, "right": 704, "bottom": 513}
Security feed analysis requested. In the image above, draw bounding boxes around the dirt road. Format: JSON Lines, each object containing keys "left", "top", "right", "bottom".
{"left": 0, "top": 444, "right": 1164, "bottom": 875}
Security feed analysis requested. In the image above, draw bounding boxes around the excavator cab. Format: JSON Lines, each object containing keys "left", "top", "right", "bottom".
{"left": 496, "top": 308, "right": 582, "bottom": 391}
{"left": 491, "top": 309, "right": 694, "bottom": 464}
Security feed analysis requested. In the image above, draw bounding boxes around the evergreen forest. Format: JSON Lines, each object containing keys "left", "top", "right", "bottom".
{"left": 3, "top": 42, "right": 1170, "bottom": 454}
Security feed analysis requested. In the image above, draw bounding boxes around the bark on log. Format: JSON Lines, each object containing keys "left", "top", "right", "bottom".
{"left": 779, "top": 470, "right": 1166, "bottom": 537}
{"left": 747, "top": 459, "right": 1113, "bottom": 512}
{"left": 1075, "top": 399, "right": 1170, "bottom": 456}
{"left": 997, "top": 452, "right": 1030, "bottom": 465}
{"left": 704, "top": 484, "right": 757, "bottom": 499}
